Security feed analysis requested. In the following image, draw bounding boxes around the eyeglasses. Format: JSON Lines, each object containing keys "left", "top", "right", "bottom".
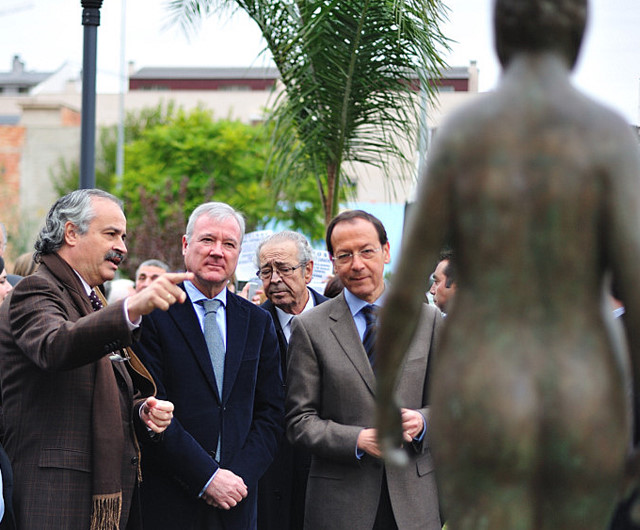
{"left": 257, "top": 263, "right": 306, "bottom": 280}
{"left": 331, "top": 246, "right": 382, "bottom": 266}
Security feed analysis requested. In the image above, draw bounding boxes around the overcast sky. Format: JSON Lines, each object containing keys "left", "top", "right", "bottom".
{"left": 2, "top": 0, "right": 639, "bottom": 124}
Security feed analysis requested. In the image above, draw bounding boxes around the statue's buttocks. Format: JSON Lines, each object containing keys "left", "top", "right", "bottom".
{"left": 375, "top": 1, "right": 640, "bottom": 528}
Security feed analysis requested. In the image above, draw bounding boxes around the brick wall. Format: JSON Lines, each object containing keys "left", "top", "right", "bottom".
{"left": 0, "top": 125, "right": 25, "bottom": 256}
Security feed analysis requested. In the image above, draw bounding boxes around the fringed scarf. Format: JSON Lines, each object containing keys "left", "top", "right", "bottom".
{"left": 40, "top": 254, "right": 156, "bottom": 530}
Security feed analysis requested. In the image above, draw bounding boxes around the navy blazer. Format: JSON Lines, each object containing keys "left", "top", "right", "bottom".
{"left": 135, "top": 285, "right": 284, "bottom": 530}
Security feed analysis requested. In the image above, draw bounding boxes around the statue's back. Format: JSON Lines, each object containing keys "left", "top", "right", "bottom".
{"left": 376, "top": 1, "right": 640, "bottom": 528}
{"left": 428, "top": 59, "right": 630, "bottom": 530}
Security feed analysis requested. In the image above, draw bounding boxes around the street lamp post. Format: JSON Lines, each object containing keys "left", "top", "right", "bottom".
{"left": 79, "top": 0, "right": 103, "bottom": 189}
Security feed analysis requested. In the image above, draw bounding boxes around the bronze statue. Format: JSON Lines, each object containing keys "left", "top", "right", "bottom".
{"left": 375, "top": 0, "right": 640, "bottom": 528}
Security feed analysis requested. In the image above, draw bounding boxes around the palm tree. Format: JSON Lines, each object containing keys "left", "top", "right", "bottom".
{"left": 169, "top": 0, "right": 449, "bottom": 225}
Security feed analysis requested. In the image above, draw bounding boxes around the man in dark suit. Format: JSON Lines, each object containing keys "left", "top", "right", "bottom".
{"left": 254, "top": 231, "right": 327, "bottom": 530}
{"left": 286, "top": 210, "right": 443, "bottom": 530}
{"left": 134, "top": 202, "right": 284, "bottom": 530}
{"left": 0, "top": 189, "right": 186, "bottom": 529}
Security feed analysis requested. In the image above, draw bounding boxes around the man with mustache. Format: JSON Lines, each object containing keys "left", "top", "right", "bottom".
{"left": 254, "top": 230, "right": 327, "bottom": 530}
{"left": 0, "top": 189, "right": 191, "bottom": 529}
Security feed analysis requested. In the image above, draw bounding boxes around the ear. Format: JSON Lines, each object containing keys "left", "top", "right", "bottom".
{"left": 304, "top": 260, "right": 314, "bottom": 284}
{"left": 382, "top": 242, "right": 391, "bottom": 265}
{"left": 182, "top": 235, "right": 188, "bottom": 256}
{"left": 64, "top": 222, "right": 79, "bottom": 247}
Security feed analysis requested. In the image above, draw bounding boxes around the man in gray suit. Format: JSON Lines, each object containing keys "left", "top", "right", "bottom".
{"left": 286, "top": 210, "right": 443, "bottom": 530}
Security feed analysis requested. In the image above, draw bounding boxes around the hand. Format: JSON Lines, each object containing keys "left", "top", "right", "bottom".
{"left": 239, "top": 282, "right": 264, "bottom": 305}
{"left": 400, "top": 408, "right": 424, "bottom": 442}
{"left": 202, "top": 469, "right": 248, "bottom": 510}
{"left": 357, "top": 428, "right": 382, "bottom": 458}
{"left": 126, "top": 272, "right": 194, "bottom": 321}
{"left": 141, "top": 396, "right": 174, "bottom": 433}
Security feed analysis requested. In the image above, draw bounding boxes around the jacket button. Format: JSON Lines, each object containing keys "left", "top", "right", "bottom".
{"left": 131, "top": 456, "right": 139, "bottom": 466}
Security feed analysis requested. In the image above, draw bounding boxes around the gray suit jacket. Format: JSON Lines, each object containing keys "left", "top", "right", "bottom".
{"left": 285, "top": 291, "right": 443, "bottom": 530}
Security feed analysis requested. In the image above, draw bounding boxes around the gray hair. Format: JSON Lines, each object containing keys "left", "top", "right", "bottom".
{"left": 34, "top": 189, "right": 123, "bottom": 262}
{"left": 185, "top": 202, "right": 245, "bottom": 244}
{"left": 136, "top": 259, "right": 170, "bottom": 278}
{"left": 255, "top": 230, "right": 314, "bottom": 268}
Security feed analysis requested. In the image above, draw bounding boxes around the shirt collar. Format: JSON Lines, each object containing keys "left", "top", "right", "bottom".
{"left": 274, "top": 287, "right": 315, "bottom": 328}
{"left": 613, "top": 306, "right": 625, "bottom": 319}
{"left": 184, "top": 280, "right": 227, "bottom": 306}
{"left": 343, "top": 286, "right": 385, "bottom": 318}
{"left": 73, "top": 270, "right": 92, "bottom": 296}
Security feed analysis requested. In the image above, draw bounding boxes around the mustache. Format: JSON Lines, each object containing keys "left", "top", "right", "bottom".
{"left": 267, "top": 286, "right": 292, "bottom": 295}
{"left": 105, "top": 250, "right": 126, "bottom": 265}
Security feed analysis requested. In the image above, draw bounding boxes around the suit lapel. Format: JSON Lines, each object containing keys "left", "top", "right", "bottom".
{"left": 221, "top": 293, "right": 249, "bottom": 404}
{"left": 262, "top": 299, "right": 288, "bottom": 376}
{"left": 329, "top": 294, "right": 376, "bottom": 396}
{"left": 169, "top": 286, "right": 220, "bottom": 399}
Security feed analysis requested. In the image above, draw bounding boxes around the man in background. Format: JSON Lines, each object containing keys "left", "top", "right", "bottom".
{"left": 254, "top": 230, "right": 327, "bottom": 530}
{"left": 429, "top": 249, "right": 456, "bottom": 315}
{"left": 0, "top": 223, "right": 21, "bottom": 287}
{"left": 135, "top": 259, "right": 170, "bottom": 292}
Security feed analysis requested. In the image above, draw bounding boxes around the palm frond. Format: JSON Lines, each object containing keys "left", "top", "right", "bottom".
{"left": 168, "top": 0, "right": 450, "bottom": 222}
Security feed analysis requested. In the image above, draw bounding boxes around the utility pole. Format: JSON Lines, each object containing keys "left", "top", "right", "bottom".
{"left": 79, "top": 0, "right": 103, "bottom": 189}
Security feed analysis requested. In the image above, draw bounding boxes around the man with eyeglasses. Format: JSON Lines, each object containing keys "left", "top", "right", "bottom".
{"left": 285, "top": 210, "right": 443, "bottom": 530}
{"left": 254, "top": 231, "right": 327, "bottom": 530}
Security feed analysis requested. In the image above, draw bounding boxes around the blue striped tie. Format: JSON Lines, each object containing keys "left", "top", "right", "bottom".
{"left": 361, "top": 304, "right": 379, "bottom": 369}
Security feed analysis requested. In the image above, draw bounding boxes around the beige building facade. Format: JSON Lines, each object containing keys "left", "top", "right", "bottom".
{"left": 0, "top": 59, "right": 481, "bottom": 257}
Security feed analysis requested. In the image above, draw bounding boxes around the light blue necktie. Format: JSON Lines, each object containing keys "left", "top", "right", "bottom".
{"left": 201, "top": 298, "right": 225, "bottom": 461}
{"left": 201, "top": 299, "right": 225, "bottom": 397}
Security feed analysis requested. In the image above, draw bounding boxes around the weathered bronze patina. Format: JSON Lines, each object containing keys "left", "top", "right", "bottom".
{"left": 375, "top": 0, "right": 640, "bottom": 528}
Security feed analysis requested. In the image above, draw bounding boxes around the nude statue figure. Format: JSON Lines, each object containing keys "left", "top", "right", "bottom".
{"left": 375, "top": 0, "right": 640, "bottom": 528}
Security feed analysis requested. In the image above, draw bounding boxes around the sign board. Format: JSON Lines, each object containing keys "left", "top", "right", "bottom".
{"left": 236, "top": 230, "right": 273, "bottom": 281}
{"left": 309, "top": 249, "right": 333, "bottom": 291}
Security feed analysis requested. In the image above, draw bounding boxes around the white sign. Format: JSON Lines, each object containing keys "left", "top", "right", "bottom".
{"left": 236, "top": 230, "right": 273, "bottom": 281}
{"left": 309, "top": 249, "right": 333, "bottom": 291}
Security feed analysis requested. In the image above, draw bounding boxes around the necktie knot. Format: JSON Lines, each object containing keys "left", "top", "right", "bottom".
{"left": 361, "top": 304, "right": 379, "bottom": 325}
{"left": 88, "top": 290, "right": 103, "bottom": 312}
{"left": 202, "top": 298, "right": 222, "bottom": 316}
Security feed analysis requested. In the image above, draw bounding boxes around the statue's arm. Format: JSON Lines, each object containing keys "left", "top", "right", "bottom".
{"left": 375, "top": 133, "right": 454, "bottom": 459}
{"left": 604, "top": 123, "right": 640, "bottom": 464}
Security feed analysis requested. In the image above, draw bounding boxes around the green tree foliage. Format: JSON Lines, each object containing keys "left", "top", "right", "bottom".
{"left": 50, "top": 103, "right": 179, "bottom": 196}
{"left": 169, "top": 0, "right": 449, "bottom": 224}
{"left": 118, "top": 106, "right": 325, "bottom": 275}
{"left": 51, "top": 104, "right": 326, "bottom": 277}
